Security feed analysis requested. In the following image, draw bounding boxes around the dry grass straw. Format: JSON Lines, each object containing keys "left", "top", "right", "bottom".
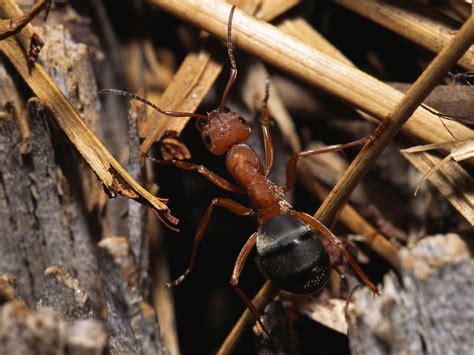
{"left": 0, "top": 0, "right": 49, "bottom": 40}
{"left": 139, "top": 0, "right": 298, "bottom": 154}
{"left": 148, "top": 0, "right": 474, "bottom": 156}
{"left": 0, "top": 0, "right": 178, "bottom": 226}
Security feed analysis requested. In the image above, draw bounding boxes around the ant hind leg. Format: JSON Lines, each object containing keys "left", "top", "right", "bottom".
{"left": 290, "top": 210, "right": 379, "bottom": 295}
{"left": 230, "top": 233, "right": 272, "bottom": 339}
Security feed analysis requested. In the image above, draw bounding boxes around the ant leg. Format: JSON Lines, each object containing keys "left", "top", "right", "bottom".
{"left": 290, "top": 210, "right": 379, "bottom": 295}
{"left": 230, "top": 233, "right": 271, "bottom": 338}
{"left": 219, "top": 5, "right": 237, "bottom": 111}
{"left": 146, "top": 155, "right": 245, "bottom": 194}
{"left": 167, "top": 198, "right": 254, "bottom": 288}
{"left": 344, "top": 284, "right": 361, "bottom": 321}
{"left": 260, "top": 79, "right": 274, "bottom": 177}
{"left": 282, "top": 115, "right": 392, "bottom": 193}
{"left": 332, "top": 264, "right": 350, "bottom": 292}
{"left": 283, "top": 138, "right": 372, "bottom": 193}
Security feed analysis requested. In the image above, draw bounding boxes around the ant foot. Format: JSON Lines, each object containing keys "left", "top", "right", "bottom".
{"left": 166, "top": 269, "right": 190, "bottom": 288}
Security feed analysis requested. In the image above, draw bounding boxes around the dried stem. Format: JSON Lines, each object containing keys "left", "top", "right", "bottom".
{"left": 298, "top": 173, "right": 400, "bottom": 269}
{"left": 217, "top": 281, "right": 278, "bottom": 355}
{"left": 139, "top": 0, "right": 297, "bottom": 153}
{"left": 316, "top": 15, "right": 474, "bottom": 224}
{"left": 148, "top": 0, "right": 474, "bottom": 153}
{"left": 0, "top": 0, "right": 49, "bottom": 40}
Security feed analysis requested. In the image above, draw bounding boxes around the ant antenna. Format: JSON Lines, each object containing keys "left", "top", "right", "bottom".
{"left": 263, "top": 78, "right": 270, "bottom": 107}
{"left": 219, "top": 5, "right": 238, "bottom": 112}
{"left": 99, "top": 89, "right": 207, "bottom": 120}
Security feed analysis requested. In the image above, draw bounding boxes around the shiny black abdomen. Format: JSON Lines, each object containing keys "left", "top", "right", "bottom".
{"left": 256, "top": 214, "right": 330, "bottom": 294}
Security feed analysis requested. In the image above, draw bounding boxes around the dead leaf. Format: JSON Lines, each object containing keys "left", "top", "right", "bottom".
{"left": 402, "top": 141, "right": 474, "bottom": 225}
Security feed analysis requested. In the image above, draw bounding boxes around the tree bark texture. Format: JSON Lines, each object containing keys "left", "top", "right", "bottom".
{"left": 348, "top": 234, "right": 474, "bottom": 354}
{"left": 0, "top": 7, "right": 169, "bottom": 354}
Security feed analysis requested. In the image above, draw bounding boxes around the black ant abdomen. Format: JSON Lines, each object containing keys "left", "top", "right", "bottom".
{"left": 257, "top": 214, "right": 331, "bottom": 294}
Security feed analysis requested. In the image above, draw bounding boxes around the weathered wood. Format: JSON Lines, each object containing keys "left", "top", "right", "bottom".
{"left": 0, "top": 300, "right": 107, "bottom": 355}
{"left": 0, "top": 93, "right": 107, "bottom": 310}
{"left": 37, "top": 266, "right": 93, "bottom": 321}
{"left": 127, "top": 99, "right": 150, "bottom": 295}
{"left": 256, "top": 300, "right": 299, "bottom": 355}
{"left": 98, "top": 236, "right": 168, "bottom": 355}
{"left": 348, "top": 234, "right": 474, "bottom": 354}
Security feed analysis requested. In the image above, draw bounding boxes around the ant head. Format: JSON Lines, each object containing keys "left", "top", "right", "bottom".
{"left": 195, "top": 108, "right": 251, "bottom": 155}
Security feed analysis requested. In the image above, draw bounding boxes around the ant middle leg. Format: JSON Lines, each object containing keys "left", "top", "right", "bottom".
{"left": 146, "top": 155, "right": 245, "bottom": 194}
{"left": 290, "top": 210, "right": 379, "bottom": 295}
{"left": 282, "top": 113, "right": 392, "bottom": 193}
{"left": 230, "top": 232, "right": 272, "bottom": 338}
{"left": 283, "top": 137, "right": 376, "bottom": 193}
{"left": 167, "top": 198, "right": 254, "bottom": 288}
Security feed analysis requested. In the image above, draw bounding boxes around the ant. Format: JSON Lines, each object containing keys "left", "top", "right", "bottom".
{"left": 101, "top": 5, "right": 379, "bottom": 335}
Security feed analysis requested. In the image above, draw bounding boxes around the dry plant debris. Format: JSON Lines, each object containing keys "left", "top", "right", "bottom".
{"left": 0, "top": 0, "right": 178, "bottom": 227}
{"left": 139, "top": 0, "right": 299, "bottom": 154}
{"left": 149, "top": 0, "right": 474, "bottom": 152}
{"left": 0, "top": 1, "right": 474, "bottom": 354}
{"left": 336, "top": 0, "right": 474, "bottom": 70}
{"left": 402, "top": 140, "right": 474, "bottom": 225}
{"left": 0, "top": 0, "right": 50, "bottom": 40}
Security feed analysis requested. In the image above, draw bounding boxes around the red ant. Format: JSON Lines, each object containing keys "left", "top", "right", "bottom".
{"left": 101, "top": 5, "right": 379, "bottom": 336}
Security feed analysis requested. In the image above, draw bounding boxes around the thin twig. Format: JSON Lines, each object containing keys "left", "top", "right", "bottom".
{"left": 316, "top": 15, "right": 474, "bottom": 224}
{"left": 0, "top": 0, "right": 50, "bottom": 40}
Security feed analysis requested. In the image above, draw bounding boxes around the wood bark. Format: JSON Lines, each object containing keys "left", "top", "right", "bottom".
{"left": 0, "top": 8, "right": 169, "bottom": 354}
{"left": 348, "top": 234, "right": 474, "bottom": 354}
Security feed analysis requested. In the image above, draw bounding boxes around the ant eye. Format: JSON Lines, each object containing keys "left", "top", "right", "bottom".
{"left": 238, "top": 117, "right": 247, "bottom": 124}
{"left": 204, "top": 135, "right": 212, "bottom": 145}
{"left": 223, "top": 107, "right": 231, "bottom": 113}
{"left": 195, "top": 117, "right": 206, "bottom": 130}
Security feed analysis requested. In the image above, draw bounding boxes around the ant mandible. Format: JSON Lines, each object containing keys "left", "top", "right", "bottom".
{"left": 101, "top": 5, "right": 379, "bottom": 333}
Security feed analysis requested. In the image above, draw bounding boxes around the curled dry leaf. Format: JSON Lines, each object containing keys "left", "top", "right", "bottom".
{"left": 403, "top": 140, "right": 474, "bottom": 194}
{"left": 402, "top": 140, "right": 474, "bottom": 225}
{"left": 0, "top": 2, "right": 178, "bottom": 227}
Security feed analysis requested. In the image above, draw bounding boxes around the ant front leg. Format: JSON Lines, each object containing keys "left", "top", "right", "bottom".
{"left": 260, "top": 79, "right": 274, "bottom": 177}
{"left": 167, "top": 198, "right": 254, "bottom": 288}
{"left": 230, "top": 232, "right": 272, "bottom": 338}
{"left": 146, "top": 155, "right": 245, "bottom": 194}
{"left": 290, "top": 210, "right": 379, "bottom": 295}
